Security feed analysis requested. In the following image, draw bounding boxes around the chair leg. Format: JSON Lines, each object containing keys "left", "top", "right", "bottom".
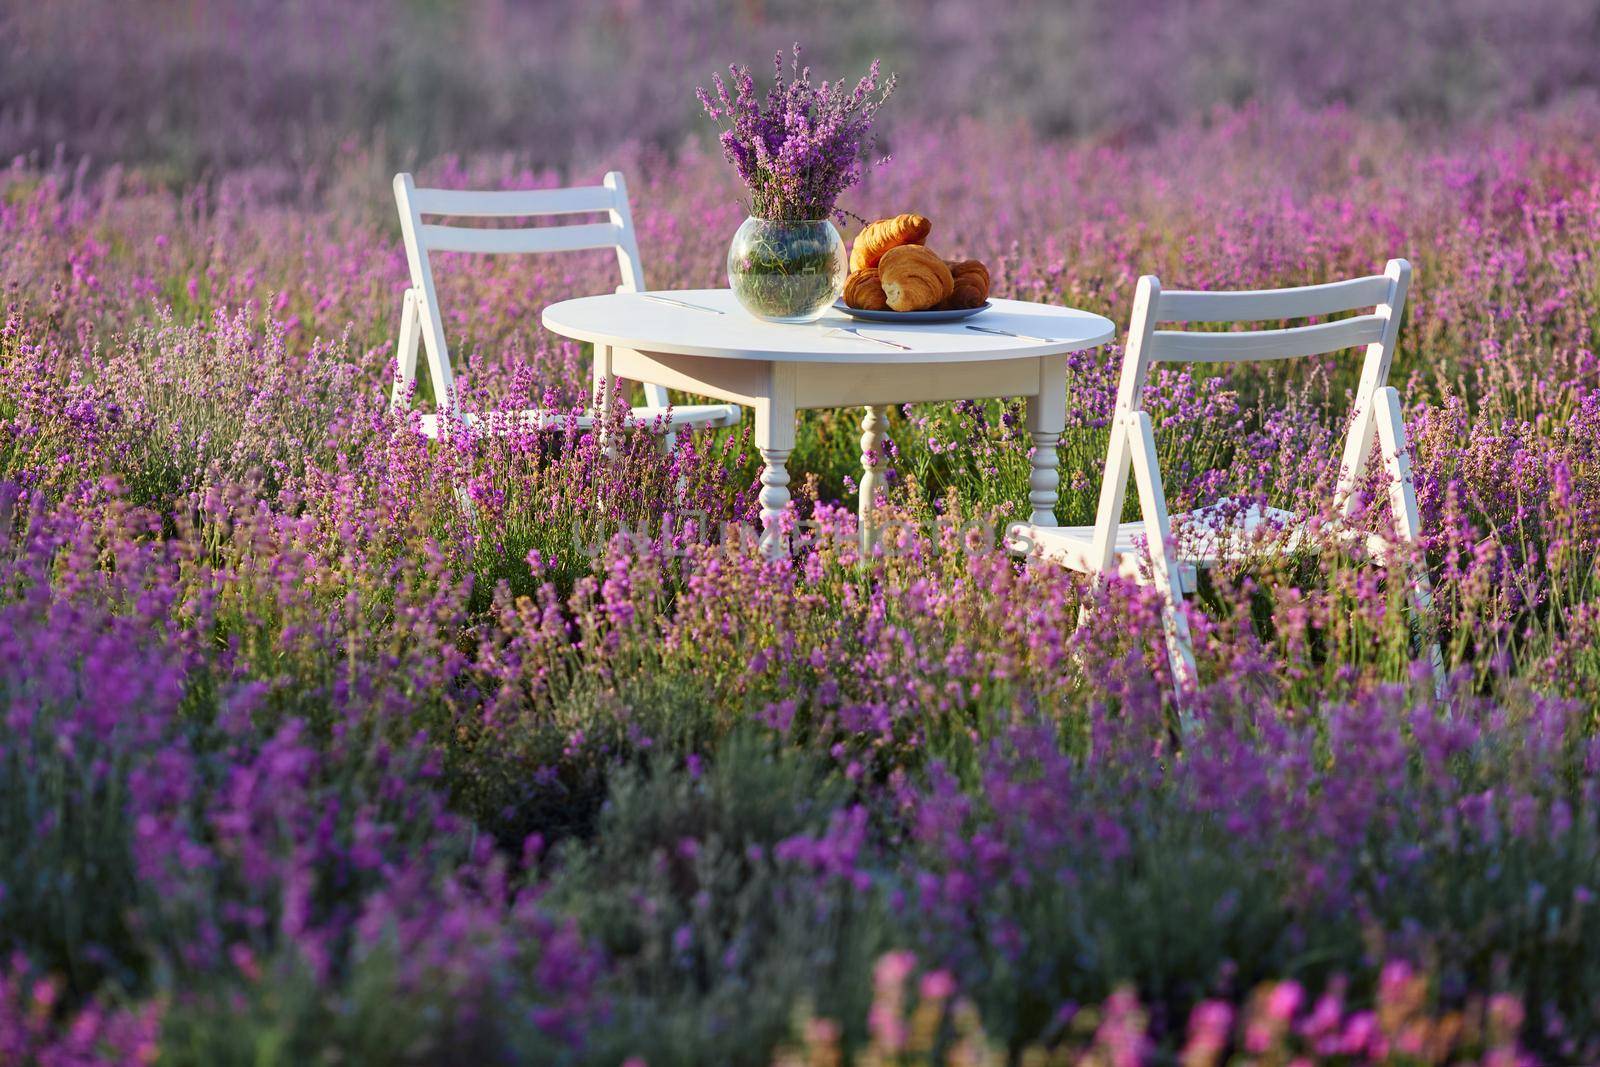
{"left": 1374, "top": 387, "right": 1446, "bottom": 697}
{"left": 592, "top": 345, "right": 617, "bottom": 462}
{"left": 1073, "top": 400, "right": 1134, "bottom": 665}
{"left": 415, "top": 299, "right": 458, "bottom": 428}
{"left": 391, "top": 288, "right": 420, "bottom": 410}
{"left": 1127, "top": 413, "right": 1199, "bottom": 700}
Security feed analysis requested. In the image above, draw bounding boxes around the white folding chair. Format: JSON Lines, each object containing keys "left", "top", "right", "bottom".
{"left": 391, "top": 170, "right": 741, "bottom": 439}
{"left": 1021, "top": 259, "right": 1444, "bottom": 695}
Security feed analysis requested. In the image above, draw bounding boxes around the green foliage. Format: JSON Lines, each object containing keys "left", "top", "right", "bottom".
{"left": 155, "top": 942, "right": 510, "bottom": 1067}
{"left": 0, "top": 690, "right": 151, "bottom": 999}
{"left": 548, "top": 730, "right": 886, "bottom": 1065}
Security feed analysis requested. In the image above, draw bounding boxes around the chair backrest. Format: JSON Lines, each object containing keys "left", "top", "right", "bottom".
{"left": 1096, "top": 259, "right": 1412, "bottom": 539}
{"left": 393, "top": 170, "right": 649, "bottom": 412}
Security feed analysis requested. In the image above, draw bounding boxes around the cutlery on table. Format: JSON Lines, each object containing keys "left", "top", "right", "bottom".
{"left": 640, "top": 293, "right": 725, "bottom": 315}
{"left": 965, "top": 324, "right": 1058, "bottom": 343}
{"left": 827, "top": 326, "right": 911, "bottom": 351}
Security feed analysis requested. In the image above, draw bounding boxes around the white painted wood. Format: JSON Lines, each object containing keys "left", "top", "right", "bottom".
{"left": 591, "top": 343, "right": 615, "bottom": 461}
{"left": 1025, "top": 354, "right": 1068, "bottom": 525}
{"left": 610, "top": 348, "right": 773, "bottom": 406}
{"left": 1337, "top": 260, "right": 1412, "bottom": 514}
{"left": 1156, "top": 275, "right": 1392, "bottom": 323}
{"left": 609, "top": 348, "right": 1045, "bottom": 410}
{"left": 1335, "top": 400, "right": 1379, "bottom": 518}
{"left": 1176, "top": 499, "right": 1312, "bottom": 560}
{"left": 408, "top": 183, "right": 616, "bottom": 217}
{"left": 391, "top": 287, "right": 421, "bottom": 408}
{"left": 1028, "top": 495, "right": 1401, "bottom": 591}
{"left": 1026, "top": 261, "right": 1433, "bottom": 701}
{"left": 604, "top": 172, "right": 649, "bottom": 295}
{"left": 859, "top": 406, "right": 888, "bottom": 554}
{"left": 418, "top": 221, "right": 624, "bottom": 256}
{"left": 604, "top": 351, "right": 1043, "bottom": 415}
{"left": 758, "top": 361, "right": 799, "bottom": 454}
{"left": 1027, "top": 522, "right": 1200, "bottom": 590}
{"left": 1089, "top": 275, "right": 1160, "bottom": 575}
{"left": 1028, "top": 431, "right": 1062, "bottom": 527}
{"left": 603, "top": 172, "right": 669, "bottom": 415}
{"left": 391, "top": 170, "right": 738, "bottom": 435}
{"left": 1112, "top": 275, "right": 1162, "bottom": 414}
{"left": 592, "top": 341, "right": 613, "bottom": 411}
{"left": 411, "top": 403, "right": 739, "bottom": 440}
{"left": 541, "top": 291, "right": 1116, "bottom": 365}
{"left": 1148, "top": 314, "right": 1387, "bottom": 363}
{"left": 1128, "top": 410, "right": 1198, "bottom": 692}
{"left": 1031, "top": 497, "right": 1318, "bottom": 587}
{"left": 754, "top": 361, "right": 798, "bottom": 561}
{"left": 1374, "top": 387, "right": 1421, "bottom": 544}
{"left": 795, "top": 360, "right": 1041, "bottom": 408}
{"left": 1374, "top": 385, "right": 1446, "bottom": 694}
{"left": 394, "top": 173, "right": 458, "bottom": 412}
{"left": 758, "top": 450, "right": 792, "bottom": 559}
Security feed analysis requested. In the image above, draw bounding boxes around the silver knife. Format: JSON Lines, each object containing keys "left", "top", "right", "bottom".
{"left": 829, "top": 326, "right": 911, "bottom": 351}
{"left": 966, "top": 324, "right": 1057, "bottom": 343}
{"left": 641, "top": 293, "right": 725, "bottom": 315}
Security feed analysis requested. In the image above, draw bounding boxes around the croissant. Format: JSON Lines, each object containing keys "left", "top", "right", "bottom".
{"left": 946, "top": 259, "right": 990, "bottom": 290}
{"left": 843, "top": 268, "right": 889, "bottom": 311}
{"left": 879, "top": 244, "right": 954, "bottom": 312}
{"left": 933, "top": 259, "right": 989, "bottom": 308}
{"left": 849, "top": 213, "right": 932, "bottom": 273}
{"left": 942, "top": 258, "right": 991, "bottom": 309}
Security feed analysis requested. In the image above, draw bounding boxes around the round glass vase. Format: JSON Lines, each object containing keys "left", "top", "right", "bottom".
{"left": 726, "top": 216, "right": 847, "bottom": 323}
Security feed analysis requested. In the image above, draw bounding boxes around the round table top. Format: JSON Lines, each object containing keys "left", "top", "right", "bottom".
{"left": 541, "top": 289, "right": 1115, "bottom": 364}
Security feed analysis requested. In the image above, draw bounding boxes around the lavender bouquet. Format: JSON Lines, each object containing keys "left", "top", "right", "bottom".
{"left": 698, "top": 44, "right": 896, "bottom": 223}
{"left": 699, "top": 46, "right": 896, "bottom": 321}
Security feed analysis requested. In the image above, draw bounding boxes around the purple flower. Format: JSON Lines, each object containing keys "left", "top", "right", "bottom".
{"left": 699, "top": 44, "right": 896, "bottom": 221}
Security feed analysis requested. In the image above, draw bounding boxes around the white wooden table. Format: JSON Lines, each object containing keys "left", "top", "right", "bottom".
{"left": 542, "top": 289, "right": 1115, "bottom": 557}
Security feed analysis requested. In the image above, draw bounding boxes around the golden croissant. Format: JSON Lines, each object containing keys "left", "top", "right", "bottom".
{"left": 849, "top": 213, "right": 931, "bottom": 273}
{"left": 942, "top": 258, "right": 991, "bottom": 309}
{"left": 843, "top": 268, "right": 889, "bottom": 311}
{"left": 946, "top": 259, "right": 990, "bottom": 290}
{"left": 879, "top": 244, "right": 954, "bottom": 312}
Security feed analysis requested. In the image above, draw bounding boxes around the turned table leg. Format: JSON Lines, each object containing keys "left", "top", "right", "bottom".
{"left": 758, "top": 449, "right": 792, "bottom": 559}
{"left": 858, "top": 405, "right": 888, "bottom": 554}
{"left": 1026, "top": 355, "right": 1068, "bottom": 527}
{"left": 1028, "top": 431, "right": 1061, "bottom": 526}
{"left": 754, "top": 369, "right": 797, "bottom": 561}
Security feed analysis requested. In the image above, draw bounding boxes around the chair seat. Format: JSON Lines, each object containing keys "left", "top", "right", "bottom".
{"left": 413, "top": 402, "right": 741, "bottom": 439}
{"left": 1014, "top": 498, "right": 1389, "bottom": 592}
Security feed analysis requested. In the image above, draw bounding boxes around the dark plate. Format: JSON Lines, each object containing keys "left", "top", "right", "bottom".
{"left": 833, "top": 300, "right": 991, "bottom": 324}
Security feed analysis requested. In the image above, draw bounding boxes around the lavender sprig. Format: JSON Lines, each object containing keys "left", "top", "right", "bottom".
{"left": 698, "top": 44, "right": 896, "bottom": 223}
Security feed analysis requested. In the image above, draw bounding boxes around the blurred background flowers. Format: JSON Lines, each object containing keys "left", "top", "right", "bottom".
{"left": 4, "top": 0, "right": 1597, "bottom": 175}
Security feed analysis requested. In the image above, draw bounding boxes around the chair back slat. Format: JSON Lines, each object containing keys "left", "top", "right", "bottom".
{"left": 419, "top": 221, "right": 625, "bottom": 256}
{"left": 1156, "top": 275, "right": 1391, "bottom": 323}
{"left": 1148, "top": 313, "right": 1388, "bottom": 363}
{"left": 408, "top": 184, "right": 615, "bottom": 218}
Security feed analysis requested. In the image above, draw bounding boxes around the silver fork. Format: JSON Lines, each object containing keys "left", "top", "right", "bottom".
{"left": 828, "top": 326, "right": 911, "bottom": 351}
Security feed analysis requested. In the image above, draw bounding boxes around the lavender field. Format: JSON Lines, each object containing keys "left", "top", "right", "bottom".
{"left": 4, "top": 2, "right": 1600, "bottom": 1064}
